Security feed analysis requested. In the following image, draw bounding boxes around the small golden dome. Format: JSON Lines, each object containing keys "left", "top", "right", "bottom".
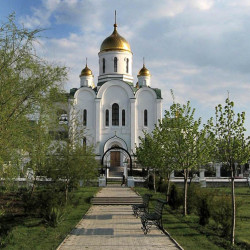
{"left": 138, "top": 64, "right": 151, "bottom": 76}
{"left": 100, "top": 24, "right": 131, "bottom": 52}
{"left": 80, "top": 65, "right": 92, "bottom": 76}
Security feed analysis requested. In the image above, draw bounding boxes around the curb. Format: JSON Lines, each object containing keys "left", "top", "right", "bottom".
{"left": 56, "top": 206, "right": 93, "bottom": 250}
{"left": 162, "top": 228, "right": 184, "bottom": 250}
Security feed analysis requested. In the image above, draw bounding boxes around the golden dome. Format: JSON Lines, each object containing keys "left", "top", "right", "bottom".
{"left": 100, "top": 24, "right": 131, "bottom": 52}
{"left": 138, "top": 64, "right": 151, "bottom": 76}
{"left": 80, "top": 65, "right": 92, "bottom": 76}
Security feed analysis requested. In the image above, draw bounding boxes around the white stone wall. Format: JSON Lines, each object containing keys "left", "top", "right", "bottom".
{"left": 73, "top": 88, "right": 96, "bottom": 145}
{"left": 135, "top": 88, "right": 158, "bottom": 145}
{"left": 96, "top": 80, "right": 134, "bottom": 155}
{"left": 80, "top": 75, "right": 94, "bottom": 88}
{"left": 98, "top": 51, "right": 133, "bottom": 83}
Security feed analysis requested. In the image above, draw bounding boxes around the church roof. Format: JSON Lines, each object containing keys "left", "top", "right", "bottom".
{"left": 80, "top": 65, "right": 93, "bottom": 76}
{"left": 138, "top": 64, "right": 151, "bottom": 76}
{"left": 100, "top": 24, "right": 131, "bottom": 53}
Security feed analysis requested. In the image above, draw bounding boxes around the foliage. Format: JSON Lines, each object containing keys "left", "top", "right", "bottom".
{"left": 206, "top": 97, "right": 250, "bottom": 245}
{"left": 210, "top": 195, "right": 232, "bottom": 237}
{"left": 160, "top": 97, "right": 210, "bottom": 215}
{"left": 47, "top": 135, "right": 99, "bottom": 203}
{"left": 0, "top": 13, "right": 67, "bottom": 184}
{"left": 0, "top": 187, "right": 99, "bottom": 249}
{"left": 136, "top": 186, "right": 250, "bottom": 250}
{"left": 43, "top": 207, "right": 64, "bottom": 227}
{"left": 168, "top": 184, "right": 182, "bottom": 210}
{"left": 198, "top": 197, "right": 210, "bottom": 226}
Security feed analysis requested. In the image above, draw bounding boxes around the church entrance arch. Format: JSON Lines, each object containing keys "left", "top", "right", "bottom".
{"left": 101, "top": 146, "right": 133, "bottom": 177}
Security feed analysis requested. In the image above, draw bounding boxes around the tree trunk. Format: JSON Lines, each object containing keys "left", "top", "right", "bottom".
{"left": 183, "top": 169, "right": 188, "bottom": 216}
{"left": 153, "top": 168, "right": 156, "bottom": 193}
{"left": 231, "top": 170, "right": 236, "bottom": 245}
{"left": 65, "top": 180, "right": 69, "bottom": 204}
{"left": 166, "top": 173, "right": 170, "bottom": 202}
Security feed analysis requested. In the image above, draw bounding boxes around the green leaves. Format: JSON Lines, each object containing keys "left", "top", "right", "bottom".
{"left": 207, "top": 97, "right": 250, "bottom": 168}
{"left": 0, "top": 14, "right": 67, "bottom": 180}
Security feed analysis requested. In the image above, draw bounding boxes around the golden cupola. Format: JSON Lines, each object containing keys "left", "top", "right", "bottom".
{"left": 80, "top": 61, "right": 94, "bottom": 88}
{"left": 138, "top": 64, "right": 151, "bottom": 77}
{"left": 137, "top": 62, "right": 151, "bottom": 87}
{"left": 98, "top": 12, "right": 133, "bottom": 85}
{"left": 80, "top": 64, "right": 93, "bottom": 76}
{"left": 100, "top": 23, "right": 131, "bottom": 53}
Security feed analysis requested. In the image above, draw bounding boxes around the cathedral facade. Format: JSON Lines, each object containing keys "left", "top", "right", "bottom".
{"left": 69, "top": 20, "right": 162, "bottom": 174}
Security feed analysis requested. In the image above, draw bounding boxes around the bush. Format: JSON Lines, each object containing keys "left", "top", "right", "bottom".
{"left": 43, "top": 207, "right": 64, "bottom": 227}
{"left": 210, "top": 195, "right": 232, "bottom": 236}
{"left": 147, "top": 175, "right": 154, "bottom": 190}
{"left": 22, "top": 187, "right": 65, "bottom": 215}
{"left": 187, "top": 184, "right": 200, "bottom": 214}
{"left": 168, "top": 184, "right": 182, "bottom": 210}
{"left": 198, "top": 198, "right": 210, "bottom": 226}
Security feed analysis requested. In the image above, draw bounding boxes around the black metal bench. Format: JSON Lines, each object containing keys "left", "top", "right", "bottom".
{"left": 132, "top": 193, "right": 152, "bottom": 218}
{"left": 140, "top": 199, "right": 167, "bottom": 234}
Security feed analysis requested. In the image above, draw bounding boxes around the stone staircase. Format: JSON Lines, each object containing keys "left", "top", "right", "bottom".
{"left": 91, "top": 196, "right": 143, "bottom": 205}
{"left": 108, "top": 166, "right": 124, "bottom": 178}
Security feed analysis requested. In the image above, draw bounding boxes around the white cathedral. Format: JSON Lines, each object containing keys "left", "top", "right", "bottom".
{"left": 69, "top": 19, "right": 162, "bottom": 177}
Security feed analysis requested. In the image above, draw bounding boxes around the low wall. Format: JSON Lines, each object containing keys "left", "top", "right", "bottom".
{"left": 170, "top": 177, "right": 249, "bottom": 188}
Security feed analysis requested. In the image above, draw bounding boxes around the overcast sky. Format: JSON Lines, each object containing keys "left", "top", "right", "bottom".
{"left": 1, "top": 0, "right": 250, "bottom": 135}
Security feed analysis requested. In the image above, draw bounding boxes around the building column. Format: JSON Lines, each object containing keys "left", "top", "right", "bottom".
{"left": 215, "top": 162, "right": 221, "bottom": 178}
{"left": 130, "top": 98, "right": 136, "bottom": 153}
{"left": 124, "top": 163, "right": 128, "bottom": 178}
{"left": 199, "top": 168, "right": 205, "bottom": 179}
{"left": 170, "top": 171, "right": 175, "bottom": 180}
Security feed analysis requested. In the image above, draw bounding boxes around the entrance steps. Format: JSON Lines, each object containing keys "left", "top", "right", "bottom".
{"left": 108, "top": 166, "right": 123, "bottom": 178}
{"left": 91, "top": 196, "right": 143, "bottom": 205}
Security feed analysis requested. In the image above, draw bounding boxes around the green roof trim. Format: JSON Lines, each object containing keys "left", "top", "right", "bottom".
{"left": 152, "top": 88, "right": 162, "bottom": 99}
{"left": 69, "top": 88, "right": 78, "bottom": 97}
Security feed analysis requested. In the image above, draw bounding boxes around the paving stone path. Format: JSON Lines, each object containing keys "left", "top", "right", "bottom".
{"left": 57, "top": 186, "right": 179, "bottom": 250}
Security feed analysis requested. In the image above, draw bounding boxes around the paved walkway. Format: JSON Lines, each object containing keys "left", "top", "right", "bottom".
{"left": 57, "top": 186, "right": 179, "bottom": 250}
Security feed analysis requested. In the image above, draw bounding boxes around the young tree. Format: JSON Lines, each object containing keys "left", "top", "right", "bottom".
{"left": 0, "top": 14, "right": 67, "bottom": 181}
{"left": 164, "top": 101, "right": 210, "bottom": 216}
{"left": 206, "top": 98, "right": 250, "bottom": 245}
{"left": 136, "top": 132, "right": 157, "bottom": 192}
{"left": 48, "top": 118, "right": 99, "bottom": 203}
{"left": 0, "top": 15, "right": 65, "bottom": 160}
{"left": 153, "top": 117, "right": 177, "bottom": 201}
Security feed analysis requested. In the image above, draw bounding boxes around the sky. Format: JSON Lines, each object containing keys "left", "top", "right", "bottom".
{"left": 1, "top": 0, "right": 250, "bottom": 135}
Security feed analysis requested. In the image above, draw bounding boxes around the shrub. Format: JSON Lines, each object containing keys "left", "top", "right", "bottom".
{"left": 168, "top": 184, "right": 182, "bottom": 210}
{"left": 22, "top": 187, "right": 65, "bottom": 215}
{"left": 210, "top": 194, "right": 232, "bottom": 237}
{"left": 198, "top": 198, "right": 210, "bottom": 226}
{"left": 43, "top": 207, "right": 64, "bottom": 227}
{"left": 187, "top": 184, "right": 200, "bottom": 214}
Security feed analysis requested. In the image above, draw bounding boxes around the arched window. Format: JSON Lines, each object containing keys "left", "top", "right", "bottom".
{"left": 126, "top": 58, "right": 129, "bottom": 73}
{"left": 112, "top": 103, "right": 119, "bottom": 126}
{"left": 105, "top": 109, "right": 109, "bottom": 126}
{"left": 83, "top": 109, "right": 87, "bottom": 126}
{"left": 144, "top": 109, "right": 148, "bottom": 127}
{"left": 122, "top": 109, "right": 125, "bottom": 126}
{"left": 103, "top": 58, "right": 105, "bottom": 73}
{"left": 114, "top": 57, "right": 117, "bottom": 72}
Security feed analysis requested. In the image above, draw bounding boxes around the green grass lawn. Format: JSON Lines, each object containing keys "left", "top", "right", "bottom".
{"left": 1, "top": 187, "right": 99, "bottom": 250}
{"left": 135, "top": 186, "right": 250, "bottom": 250}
